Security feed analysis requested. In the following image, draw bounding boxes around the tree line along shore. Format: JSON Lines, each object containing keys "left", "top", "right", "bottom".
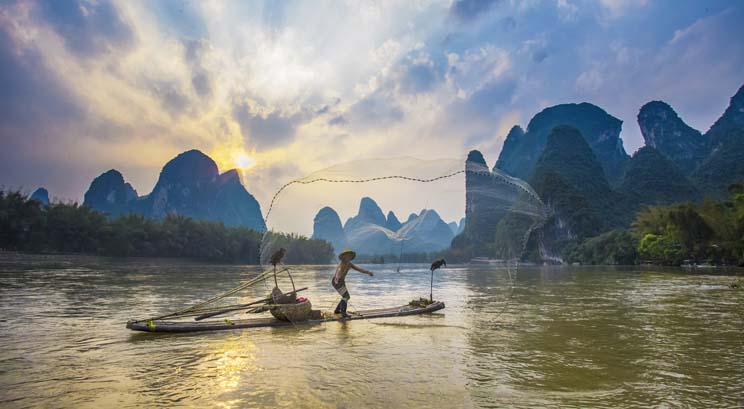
{"left": 2, "top": 186, "right": 744, "bottom": 267}
{"left": 0, "top": 190, "right": 331, "bottom": 264}
{"left": 562, "top": 183, "right": 744, "bottom": 266}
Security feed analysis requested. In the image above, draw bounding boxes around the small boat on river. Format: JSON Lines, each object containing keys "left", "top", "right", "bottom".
{"left": 126, "top": 301, "right": 445, "bottom": 333}
{"left": 126, "top": 251, "right": 447, "bottom": 334}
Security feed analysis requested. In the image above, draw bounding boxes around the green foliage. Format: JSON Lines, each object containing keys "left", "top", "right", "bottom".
{"left": 0, "top": 190, "right": 332, "bottom": 264}
{"left": 619, "top": 146, "right": 701, "bottom": 208}
{"left": 630, "top": 185, "right": 744, "bottom": 265}
{"left": 263, "top": 232, "right": 334, "bottom": 264}
{"left": 531, "top": 125, "right": 630, "bottom": 231}
{"left": 564, "top": 230, "right": 638, "bottom": 265}
{"left": 637, "top": 234, "right": 684, "bottom": 265}
{"left": 531, "top": 170, "right": 604, "bottom": 238}
{"left": 439, "top": 236, "right": 476, "bottom": 263}
{"left": 666, "top": 204, "right": 714, "bottom": 255}
{"left": 0, "top": 191, "right": 46, "bottom": 251}
{"left": 692, "top": 129, "right": 744, "bottom": 200}
{"left": 693, "top": 85, "right": 744, "bottom": 199}
{"left": 562, "top": 182, "right": 744, "bottom": 266}
{"left": 492, "top": 212, "right": 536, "bottom": 260}
{"left": 45, "top": 202, "right": 108, "bottom": 253}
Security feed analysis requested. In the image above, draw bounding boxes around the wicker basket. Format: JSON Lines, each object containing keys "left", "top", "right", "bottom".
{"left": 270, "top": 299, "right": 312, "bottom": 322}
{"left": 271, "top": 287, "right": 295, "bottom": 304}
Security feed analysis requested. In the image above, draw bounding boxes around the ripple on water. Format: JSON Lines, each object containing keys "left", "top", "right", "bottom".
{"left": 0, "top": 258, "right": 742, "bottom": 408}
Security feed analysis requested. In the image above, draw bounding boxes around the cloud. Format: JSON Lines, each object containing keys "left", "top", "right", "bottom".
{"left": 449, "top": 0, "right": 502, "bottom": 22}
{"left": 651, "top": 7, "right": 744, "bottom": 130}
{"left": 501, "top": 16, "right": 517, "bottom": 31}
{"left": 576, "top": 69, "right": 603, "bottom": 92}
{"left": 599, "top": 0, "right": 648, "bottom": 18}
{"left": 191, "top": 72, "right": 210, "bottom": 97}
{"left": 446, "top": 45, "right": 511, "bottom": 97}
{"left": 399, "top": 62, "right": 439, "bottom": 94}
{"left": 36, "top": 0, "right": 134, "bottom": 57}
{"left": 149, "top": 0, "right": 207, "bottom": 39}
{"left": 456, "top": 78, "right": 518, "bottom": 120}
{"left": 149, "top": 81, "right": 189, "bottom": 115}
{"left": 520, "top": 37, "right": 550, "bottom": 63}
{"left": 0, "top": 23, "right": 81, "bottom": 126}
{"left": 232, "top": 104, "right": 308, "bottom": 150}
{"left": 344, "top": 90, "right": 404, "bottom": 129}
{"left": 183, "top": 39, "right": 212, "bottom": 97}
{"left": 556, "top": 0, "right": 579, "bottom": 22}
{"left": 328, "top": 115, "right": 348, "bottom": 127}
{"left": 1, "top": 0, "right": 743, "bottom": 219}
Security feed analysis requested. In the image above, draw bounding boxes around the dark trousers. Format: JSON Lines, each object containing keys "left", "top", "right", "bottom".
{"left": 332, "top": 277, "right": 350, "bottom": 315}
{"left": 334, "top": 299, "right": 348, "bottom": 315}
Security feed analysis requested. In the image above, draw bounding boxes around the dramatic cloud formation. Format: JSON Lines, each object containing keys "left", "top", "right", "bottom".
{"left": 1, "top": 0, "right": 742, "bottom": 222}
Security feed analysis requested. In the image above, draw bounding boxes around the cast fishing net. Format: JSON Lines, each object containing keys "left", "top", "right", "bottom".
{"left": 259, "top": 156, "right": 548, "bottom": 310}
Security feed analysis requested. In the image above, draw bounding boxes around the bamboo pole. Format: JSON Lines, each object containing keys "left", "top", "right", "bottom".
{"left": 147, "top": 268, "right": 286, "bottom": 321}
{"left": 194, "top": 287, "right": 308, "bottom": 321}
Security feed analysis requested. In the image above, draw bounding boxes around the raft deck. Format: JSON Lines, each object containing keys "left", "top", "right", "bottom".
{"left": 127, "top": 301, "right": 445, "bottom": 333}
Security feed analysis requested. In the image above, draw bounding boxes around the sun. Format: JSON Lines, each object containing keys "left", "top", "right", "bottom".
{"left": 234, "top": 152, "right": 256, "bottom": 170}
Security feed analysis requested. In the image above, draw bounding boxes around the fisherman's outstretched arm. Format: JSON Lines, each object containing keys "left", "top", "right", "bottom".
{"left": 350, "top": 263, "right": 374, "bottom": 276}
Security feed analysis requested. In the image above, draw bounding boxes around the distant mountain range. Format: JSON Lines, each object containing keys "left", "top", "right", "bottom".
{"left": 82, "top": 150, "right": 266, "bottom": 232}
{"left": 312, "top": 197, "right": 462, "bottom": 255}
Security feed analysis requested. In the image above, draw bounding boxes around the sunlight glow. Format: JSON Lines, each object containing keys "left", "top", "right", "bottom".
{"left": 235, "top": 153, "right": 256, "bottom": 170}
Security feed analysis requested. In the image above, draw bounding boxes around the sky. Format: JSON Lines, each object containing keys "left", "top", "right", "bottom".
{"left": 1, "top": 0, "right": 743, "bottom": 225}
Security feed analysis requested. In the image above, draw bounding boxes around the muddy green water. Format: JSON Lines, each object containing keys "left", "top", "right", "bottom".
{"left": 0, "top": 254, "right": 742, "bottom": 408}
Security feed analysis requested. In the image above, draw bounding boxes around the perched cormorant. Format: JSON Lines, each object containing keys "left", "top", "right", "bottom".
{"left": 270, "top": 248, "right": 286, "bottom": 267}
{"left": 430, "top": 259, "right": 446, "bottom": 271}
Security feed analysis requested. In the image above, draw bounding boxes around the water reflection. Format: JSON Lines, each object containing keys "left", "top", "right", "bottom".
{"left": 0, "top": 254, "right": 741, "bottom": 408}
{"left": 462, "top": 266, "right": 744, "bottom": 407}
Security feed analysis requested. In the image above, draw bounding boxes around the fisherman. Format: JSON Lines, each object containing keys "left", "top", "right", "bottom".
{"left": 332, "top": 249, "right": 374, "bottom": 318}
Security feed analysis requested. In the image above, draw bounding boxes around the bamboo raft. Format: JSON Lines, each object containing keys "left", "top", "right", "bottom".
{"left": 126, "top": 301, "right": 445, "bottom": 333}
{"left": 126, "top": 250, "right": 448, "bottom": 334}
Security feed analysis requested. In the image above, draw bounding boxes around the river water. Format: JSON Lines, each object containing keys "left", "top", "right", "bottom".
{"left": 0, "top": 254, "right": 741, "bottom": 408}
